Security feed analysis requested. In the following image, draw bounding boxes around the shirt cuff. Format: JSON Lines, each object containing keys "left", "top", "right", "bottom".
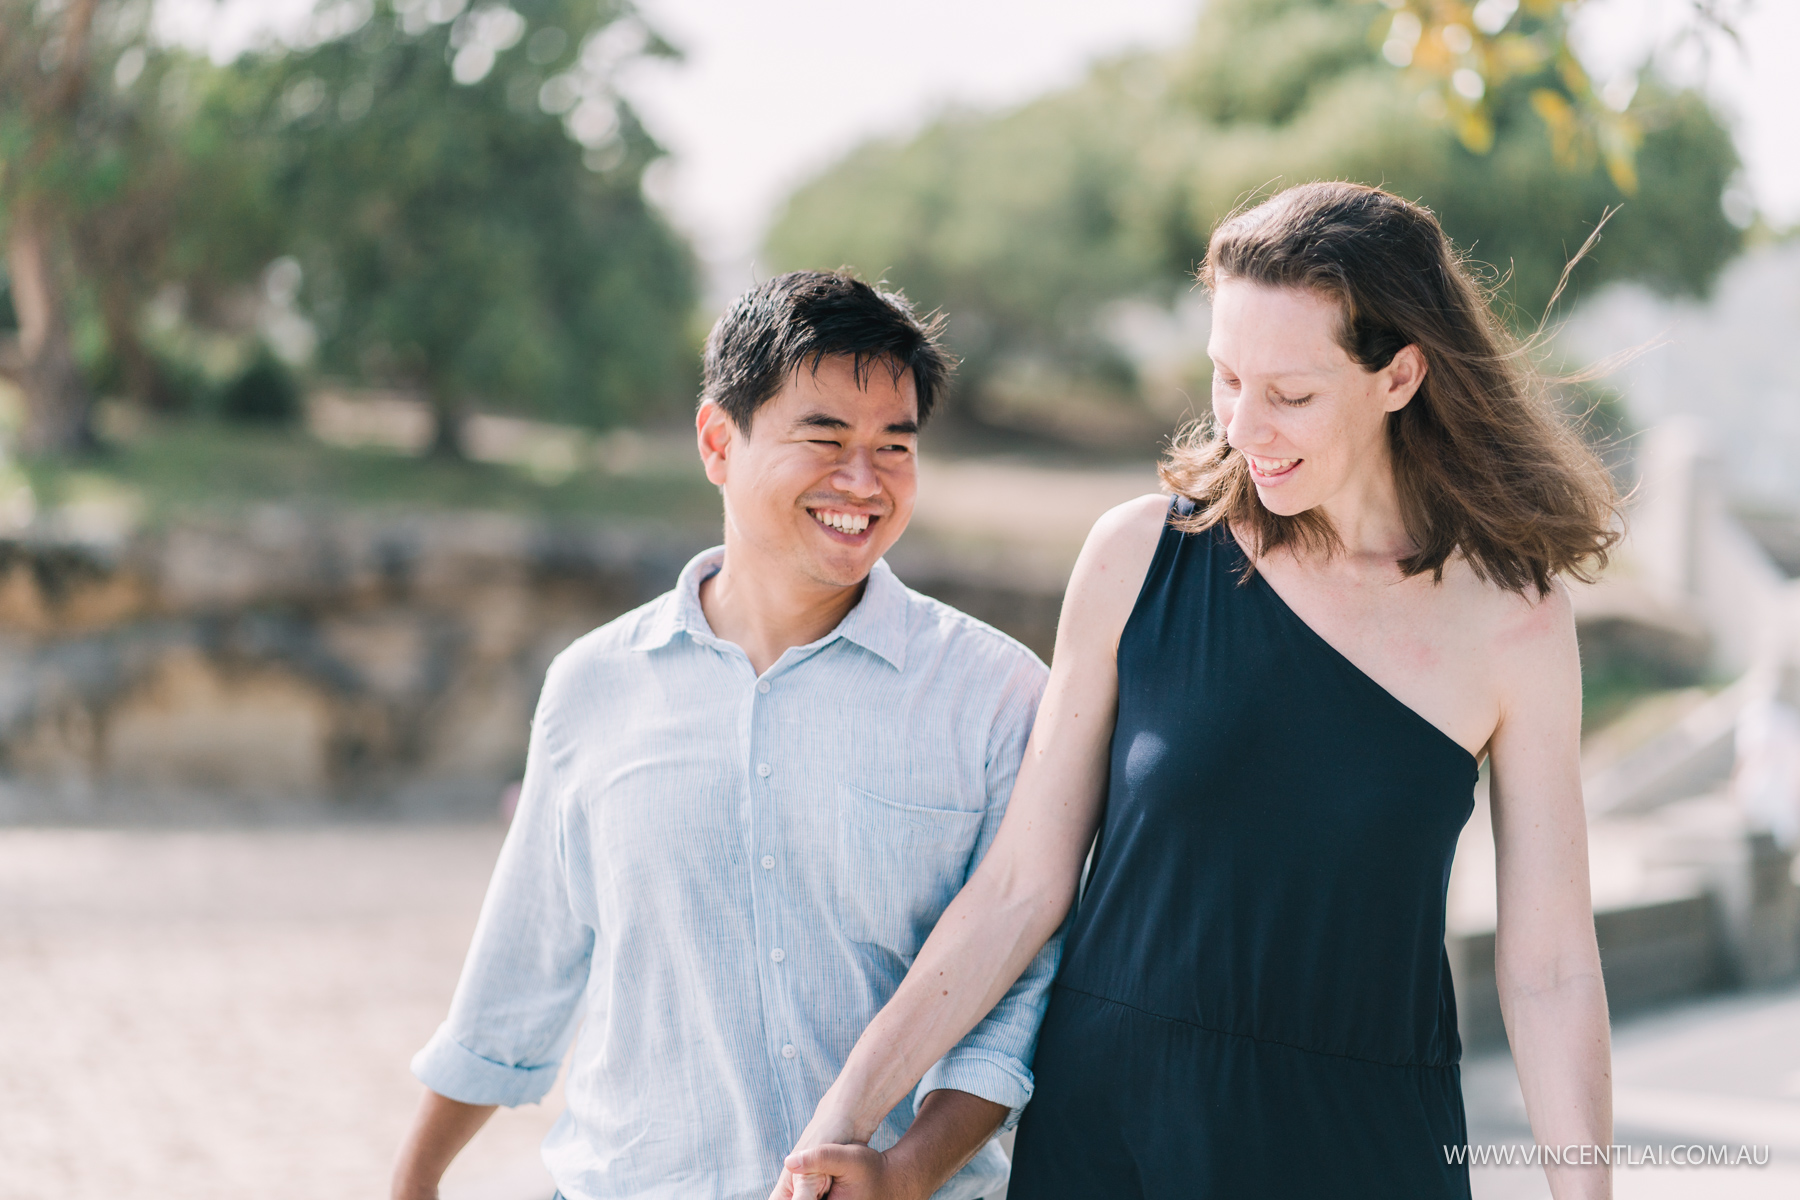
{"left": 915, "top": 1048, "right": 1036, "bottom": 1131}
{"left": 410, "top": 1023, "right": 561, "bottom": 1107}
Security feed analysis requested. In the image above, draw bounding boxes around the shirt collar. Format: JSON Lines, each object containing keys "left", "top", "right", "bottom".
{"left": 632, "top": 546, "right": 908, "bottom": 671}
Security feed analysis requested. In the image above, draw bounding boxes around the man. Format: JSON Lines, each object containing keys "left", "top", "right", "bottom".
{"left": 392, "top": 271, "right": 1058, "bottom": 1200}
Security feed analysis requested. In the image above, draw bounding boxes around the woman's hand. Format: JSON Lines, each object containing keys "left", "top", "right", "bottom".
{"left": 768, "top": 1089, "right": 1010, "bottom": 1200}
{"left": 779, "top": 1144, "right": 910, "bottom": 1200}
{"left": 767, "top": 1104, "right": 862, "bottom": 1200}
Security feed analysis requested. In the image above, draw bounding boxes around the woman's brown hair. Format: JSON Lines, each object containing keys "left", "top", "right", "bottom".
{"left": 1161, "top": 181, "right": 1621, "bottom": 595}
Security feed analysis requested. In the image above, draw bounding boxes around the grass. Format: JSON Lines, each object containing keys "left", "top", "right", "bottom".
{"left": 16, "top": 420, "right": 723, "bottom": 528}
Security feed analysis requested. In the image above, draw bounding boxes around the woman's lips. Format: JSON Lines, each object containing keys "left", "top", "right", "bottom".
{"left": 1246, "top": 453, "right": 1301, "bottom": 482}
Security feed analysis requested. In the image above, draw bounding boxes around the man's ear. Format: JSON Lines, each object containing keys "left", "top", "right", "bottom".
{"left": 696, "top": 400, "right": 736, "bottom": 487}
{"left": 1380, "top": 344, "right": 1427, "bottom": 413}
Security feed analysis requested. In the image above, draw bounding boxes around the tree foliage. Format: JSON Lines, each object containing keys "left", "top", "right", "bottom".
{"left": 249, "top": 1, "right": 698, "bottom": 449}
{"left": 0, "top": 0, "right": 155, "bottom": 451}
{"left": 764, "top": 0, "right": 1742, "bottom": 433}
{"left": 1, "top": 0, "right": 700, "bottom": 456}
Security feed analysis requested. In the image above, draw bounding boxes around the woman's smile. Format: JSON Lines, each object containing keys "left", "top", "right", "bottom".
{"left": 1246, "top": 453, "right": 1302, "bottom": 482}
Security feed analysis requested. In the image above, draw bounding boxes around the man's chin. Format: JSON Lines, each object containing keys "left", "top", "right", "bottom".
{"left": 803, "top": 537, "right": 899, "bottom": 590}
{"left": 805, "top": 553, "right": 880, "bottom": 590}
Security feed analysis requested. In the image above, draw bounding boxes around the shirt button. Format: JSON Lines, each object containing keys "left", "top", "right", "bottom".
{"left": 757, "top": 679, "right": 770, "bottom": 694}
{"left": 770, "top": 947, "right": 785, "bottom": 963}
{"left": 756, "top": 763, "right": 771, "bottom": 778}
{"left": 760, "top": 855, "right": 775, "bottom": 870}
{"left": 781, "top": 1043, "right": 797, "bottom": 1059}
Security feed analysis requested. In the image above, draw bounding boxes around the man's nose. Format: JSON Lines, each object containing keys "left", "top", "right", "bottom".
{"left": 831, "top": 448, "right": 880, "bottom": 498}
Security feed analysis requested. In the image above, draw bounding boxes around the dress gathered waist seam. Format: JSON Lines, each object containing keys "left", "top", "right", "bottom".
{"left": 1051, "top": 983, "right": 1463, "bottom": 1071}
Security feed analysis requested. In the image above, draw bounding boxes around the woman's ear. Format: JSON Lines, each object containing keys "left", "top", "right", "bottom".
{"left": 1381, "top": 344, "right": 1428, "bottom": 413}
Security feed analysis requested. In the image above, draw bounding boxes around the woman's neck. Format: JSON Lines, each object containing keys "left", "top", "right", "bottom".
{"left": 1313, "top": 451, "right": 1416, "bottom": 569}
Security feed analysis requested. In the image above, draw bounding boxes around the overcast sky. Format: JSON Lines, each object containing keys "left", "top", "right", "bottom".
{"left": 157, "top": 0, "right": 1799, "bottom": 300}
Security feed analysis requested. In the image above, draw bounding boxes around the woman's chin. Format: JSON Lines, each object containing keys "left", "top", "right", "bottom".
{"left": 1252, "top": 487, "right": 1314, "bottom": 518}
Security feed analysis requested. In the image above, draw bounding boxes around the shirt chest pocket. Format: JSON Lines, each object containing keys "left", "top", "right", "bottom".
{"left": 833, "top": 783, "right": 986, "bottom": 960}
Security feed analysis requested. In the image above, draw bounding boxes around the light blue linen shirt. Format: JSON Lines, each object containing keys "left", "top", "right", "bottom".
{"left": 413, "top": 547, "right": 1058, "bottom": 1200}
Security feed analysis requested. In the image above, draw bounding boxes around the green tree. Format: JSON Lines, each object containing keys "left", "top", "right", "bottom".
{"left": 256, "top": 0, "right": 698, "bottom": 454}
{"left": 0, "top": 0, "right": 152, "bottom": 451}
{"left": 1, "top": 0, "right": 700, "bottom": 458}
{"left": 765, "top": 0, "right": 1742, "bottom": 432}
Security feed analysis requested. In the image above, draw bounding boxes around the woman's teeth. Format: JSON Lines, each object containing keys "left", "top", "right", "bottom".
{"left": 813, "top": 510, "right": 871, "bottom": 535}
{"left": 1249, "top": 455, "right": 1298, "bottom": 474}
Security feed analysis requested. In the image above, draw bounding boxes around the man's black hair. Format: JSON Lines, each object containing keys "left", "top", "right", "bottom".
{"left": 701, "top": 269, "right": 953, "bottom": 430}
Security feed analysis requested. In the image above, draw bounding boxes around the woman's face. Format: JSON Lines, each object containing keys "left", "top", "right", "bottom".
{"left": 1208, "top": 278, "right": 1424, "bottom": 519}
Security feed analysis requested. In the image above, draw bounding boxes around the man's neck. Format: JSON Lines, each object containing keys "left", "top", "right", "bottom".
{"left": 698, "top": 550, "right": 867, "bottom": 676}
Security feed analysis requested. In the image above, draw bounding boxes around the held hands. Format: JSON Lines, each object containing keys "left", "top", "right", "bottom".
{"left": 769, "top": 1142, "right": 916, "bottom": 1200}
{"left": 768, "top": 1103, "right": 923, "bottom": 1200}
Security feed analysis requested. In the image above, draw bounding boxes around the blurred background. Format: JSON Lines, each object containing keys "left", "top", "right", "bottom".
{"left": 2, "top": 1, "right": 1797, "bottom": 1197}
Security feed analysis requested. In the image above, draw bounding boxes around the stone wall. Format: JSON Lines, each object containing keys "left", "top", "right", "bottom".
{"left": 0, "top": 514, "right": 709, "bottom": 813}
{"left": 0, "top": 485, "right": 1748, "bottom": 819}
{"left": 0, "top": 514, "right": 1076, "bottom": 816}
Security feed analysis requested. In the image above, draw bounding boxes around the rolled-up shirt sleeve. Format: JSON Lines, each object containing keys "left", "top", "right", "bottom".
{"left": 412, "top": 663, "right": 594, "bottom": 1107}
{"left": 916, "top": 654, "right": 1063, "bottom": 1130}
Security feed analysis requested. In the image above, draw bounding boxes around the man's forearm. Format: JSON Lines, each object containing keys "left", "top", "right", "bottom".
{"left": 883, "top": 1089, "right": 1009, "bottom": 1200}
{"left": 392, "top": 1089, "right": 499, "bottom": 1200}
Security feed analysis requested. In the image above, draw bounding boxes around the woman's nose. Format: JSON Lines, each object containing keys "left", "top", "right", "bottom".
{"left": 1225, "top": 392, "right": 1273, "bottom": 449}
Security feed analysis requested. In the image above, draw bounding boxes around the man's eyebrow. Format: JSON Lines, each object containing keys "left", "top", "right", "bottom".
{"left": 793, "top": 413, "right": 919, "bottom": 436}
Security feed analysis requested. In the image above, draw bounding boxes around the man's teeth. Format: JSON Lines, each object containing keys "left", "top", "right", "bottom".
{"left": 1250, "top": 456, "right": 1298, "bottom": 474}
{"left": 813, "top": 510, "right": 871, "bottom": 534}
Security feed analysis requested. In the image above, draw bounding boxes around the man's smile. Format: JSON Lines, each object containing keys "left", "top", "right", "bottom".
{"left": 808, "top": 507, "right": 877, "bottom": 538}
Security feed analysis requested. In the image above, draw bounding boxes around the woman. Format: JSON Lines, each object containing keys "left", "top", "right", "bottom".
{"left": 779, "top": 182, "right": 1617, "bottom": 1199}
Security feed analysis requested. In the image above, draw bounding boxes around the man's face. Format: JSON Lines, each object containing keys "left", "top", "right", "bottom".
{"left": 697, "top": 354, "right": 920, "bottom": 590}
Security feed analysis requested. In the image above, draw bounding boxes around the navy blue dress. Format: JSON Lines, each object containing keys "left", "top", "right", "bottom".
{"left": 1009, "top": 508, "right": 1479, "bottom": 1198}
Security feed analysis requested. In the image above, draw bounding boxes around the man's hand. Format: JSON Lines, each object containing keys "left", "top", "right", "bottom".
{"left": 766, "top": 1102, "right": 863, "bottom": 1200}
{"left": 779, "top": 1143, "right": 919, "bottom": 1200}
{"left": 768, "top": 1090, "right": 1007, "bottom": 1200}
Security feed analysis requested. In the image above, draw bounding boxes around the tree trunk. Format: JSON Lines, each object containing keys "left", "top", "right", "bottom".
{"left": 7, "top": 206, "right": 92, "bottom": 455}
{"left": 97, "top": 275, "right": 178, "bottom": 413}
{"left": 427, "top": 392, "right": 468, "bottom": 460}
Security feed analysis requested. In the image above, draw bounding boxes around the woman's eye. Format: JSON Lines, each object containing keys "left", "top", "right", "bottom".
{"left": 1276, "top": 393, "right": 1315, "bottom": 407}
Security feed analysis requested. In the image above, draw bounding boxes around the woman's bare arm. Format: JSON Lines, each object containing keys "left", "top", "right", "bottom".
{"left": 778, "top": 495, "right": 1168, "bottom": 1189}
{"left": 1488, "top": 583, "right": 1613, "bottom": 1200}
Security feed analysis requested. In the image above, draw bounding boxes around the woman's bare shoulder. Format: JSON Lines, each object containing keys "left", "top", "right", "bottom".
{"left": 1443, "top": 556, "right": 1578, "bottom": 669}
{"left": 1057, "top": 494, "right": 1172, "bottom": 656}
{"left": 1084, "top": 493, "right": 1172, "bottom": 565}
